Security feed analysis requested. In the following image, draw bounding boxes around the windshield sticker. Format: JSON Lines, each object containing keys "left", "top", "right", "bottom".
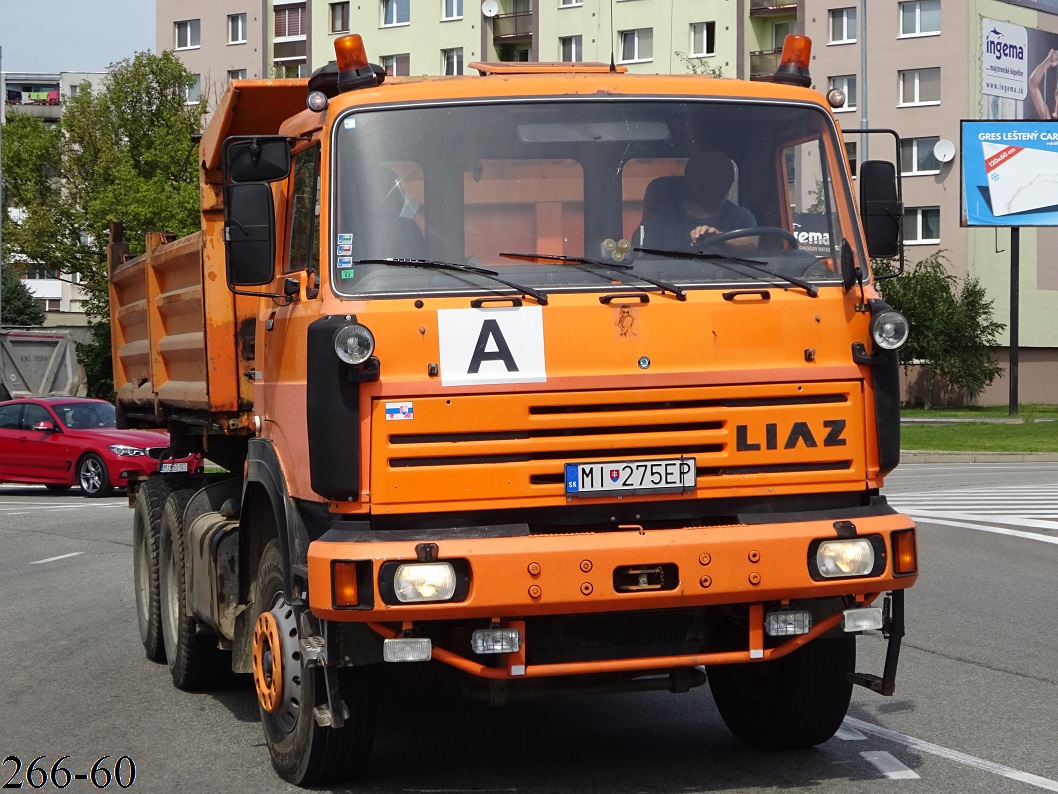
{"left": 340, "top": 269, "right": 354, "bottom": 279}
{"left": 343, "top": 118, "right": 356, "bottom": 129}
{"left": 337, "top": 233, "right": 353, "bottom": 245}
{"left": 337, "top": 256, "right": 353, "bottom": 267}
{"left": 437, "top": 306, "right": 546, "bottom": 387}
{"left": 385, "top": 401, "right": 414, "bottom": 421}
{"left": 337, "top": 244, "right": 352, "bottom": 256}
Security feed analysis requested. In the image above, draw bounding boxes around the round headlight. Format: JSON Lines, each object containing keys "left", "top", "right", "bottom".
{"left": 334, "top": 324, "right": 375, "bottom": 365}
{"left": 871, "top": 310, "right": 909, "bottom": 350}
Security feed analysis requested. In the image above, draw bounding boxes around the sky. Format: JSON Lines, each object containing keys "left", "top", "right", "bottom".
{"left": 0, "top": 0, "right": 155, "bottom": 74}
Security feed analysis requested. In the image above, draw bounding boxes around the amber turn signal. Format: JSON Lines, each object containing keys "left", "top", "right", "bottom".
{"left": 333, "top": 561, "right": 360, "bottom": 607}
{"left": 891, "top": 529, "right": 918, "bottom": 575}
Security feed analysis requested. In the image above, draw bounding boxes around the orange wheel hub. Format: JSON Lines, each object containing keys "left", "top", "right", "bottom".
{"left": 252, "top": 611, "right": 283, "bottom": 712}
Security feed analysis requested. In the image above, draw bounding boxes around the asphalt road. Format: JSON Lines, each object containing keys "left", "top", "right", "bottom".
{"left": 1, "top": 463, "right": 1056, "bottom": 793}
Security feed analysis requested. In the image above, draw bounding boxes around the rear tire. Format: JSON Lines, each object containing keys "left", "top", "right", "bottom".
{"left": 158, "top": 487, "right": 231, "bottom": 689}
{"left": 133, "top": 478, "right": 170, "bottom": 662}
{"left": 255, "top": 540, "right": 375, "bottom": 785}
{"left": 708, "top": 636, "right": 855, "bottom": 749}
{"left": 77, "top": 453, "right": 112, "bottom": 497}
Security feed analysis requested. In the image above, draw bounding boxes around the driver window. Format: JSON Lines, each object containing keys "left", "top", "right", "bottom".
{"left": 0, "top": 404, "right": 21, "bottom": 429}
{"left": 287, "top": 145, "right": 321, "bottom": 275}
{"left": 21, "top": 404, "right": 52, "bottom": 429}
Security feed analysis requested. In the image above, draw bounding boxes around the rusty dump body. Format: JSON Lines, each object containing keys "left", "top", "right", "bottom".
{"left": 114, "top": 61, "right": 916, "bottom": 737}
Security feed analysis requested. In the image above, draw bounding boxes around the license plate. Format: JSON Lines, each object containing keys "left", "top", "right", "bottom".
{"left": 160, "top": 461, "right": 189, "bottom": 473}
{"left": 565, "top": 457, "right": 696, "bottom": 497}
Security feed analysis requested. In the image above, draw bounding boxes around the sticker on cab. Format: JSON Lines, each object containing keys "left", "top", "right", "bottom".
{"left": 385, "top": 401, "right": 414, "bottom": 421}
{"left": 437, "top": 306, "right": 546, "bottom": 388}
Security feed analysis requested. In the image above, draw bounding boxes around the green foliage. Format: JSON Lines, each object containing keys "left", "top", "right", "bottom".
{"left": 77, "top": 320, "right": 115, "bottom": 400}
{"left": 1, "top": 51, "right": 205, "bottom": 392}
{"left": 876, "top": 251, "right": 1005, "bottom": 406}
{"left": 0, "top": 267, "right": 46, "bottom": 326}
{"left": 674, "top": 51, "right": 724, "bottom": 78}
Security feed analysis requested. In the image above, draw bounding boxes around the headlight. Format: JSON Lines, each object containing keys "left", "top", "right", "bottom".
{"left": 870, "top": 310, "right": 909, "bottom": 350}
{"left": 816, "top": 539, "right": 876, "bottom": 578}
{"left": 334, "top": 323, "right": 375, "bottom": 365}
{"left": 108, "top": 445, "right": 147, "bottom": 457}
{"left": 393, "top": 562, "right": 457, "bottom": 603}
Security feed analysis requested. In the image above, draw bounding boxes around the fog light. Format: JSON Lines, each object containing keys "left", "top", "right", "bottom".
{"left": 765, "top": 610, "right": 812, "bottom": 637}
{"left": 383, "top": 637, "right": 432, "bottom": 662}
{"left": 393, "top": 562, "right": 457, "bottom": 603}
{"left": 471, "top": 628, "right": 522, "bottom": 654}
{"left": 817, "top": 539, "right": 875, "bottom": 578}
{"left": 334, "top": 323, "right": 375, "bottom": 365}
{"left": 843, "top": 606, "right": 884, "bottom": 632}
{"left": 871, "top": 310, "right": 909, "bottom": 350}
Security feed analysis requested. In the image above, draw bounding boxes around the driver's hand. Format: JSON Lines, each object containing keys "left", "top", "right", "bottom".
{"left": 689, "top": 224, "right": 720, "bottom": 245}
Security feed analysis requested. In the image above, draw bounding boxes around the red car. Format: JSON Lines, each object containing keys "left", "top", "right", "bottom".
{"left": 0, "top": 397, "right": 172, "bottom": 497}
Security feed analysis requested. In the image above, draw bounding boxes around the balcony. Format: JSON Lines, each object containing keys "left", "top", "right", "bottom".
{"left": 492, "top": 11, "right": 532, "bottom": 41}
{"left": 749, "top": 48, "right": 782, "bottom": 79}
{"left": 749, "top": 0, "right": 796, "bottom": 15}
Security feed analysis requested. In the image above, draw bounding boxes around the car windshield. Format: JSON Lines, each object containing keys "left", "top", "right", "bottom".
{"left": 53, "top": 402, "right": 116, "bottom": 429}
{"left": 329, "top": 98, "right": 856, "bottom": 299}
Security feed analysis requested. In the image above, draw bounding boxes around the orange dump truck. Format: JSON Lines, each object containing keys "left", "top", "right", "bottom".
{"left": 111, "top": 34, "right": 918, "bottom": 786}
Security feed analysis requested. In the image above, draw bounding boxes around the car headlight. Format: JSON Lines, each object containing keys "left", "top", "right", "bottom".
{"left": 393, "top": 562, "right": 457, "bottom": 603}
{"left": 870, "top": 310, "right": 909, "bottom": 350}
{"left": 334, "top": 323, "right": 375, "bottom": 365}
{"left": 816, "top": 539, "right": 876, "bottom": 578}
{"left": 108, "top": 445, "right": 147, "bottom": 457}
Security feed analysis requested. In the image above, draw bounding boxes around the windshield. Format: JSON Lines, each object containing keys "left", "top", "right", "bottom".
{"left": 330, "top": 99, "right": 854, "bottom": 299}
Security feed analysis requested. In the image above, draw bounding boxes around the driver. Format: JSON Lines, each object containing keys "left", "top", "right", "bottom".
{"left": 642, "top": 151, "right": 756, "bottom": 250}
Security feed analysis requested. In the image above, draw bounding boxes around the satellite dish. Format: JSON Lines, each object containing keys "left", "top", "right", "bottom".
{"left": 934, "top": 139, "right": 956, "bottom": 163}
{"left": 482, "top": 0, "right": 499, "bottom": 17}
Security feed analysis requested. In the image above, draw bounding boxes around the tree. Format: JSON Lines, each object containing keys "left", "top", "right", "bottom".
{"left": 674, "top": 51, "right": 724, "bottom": 78}
{"left": 0, "top": 267, "right": 46, "bottom": 326}
{"left": 876, "top": 251, "right": 1005, "bottom": 407}
{"left": 0, "top": 51, "right": 205, "bottom": 398}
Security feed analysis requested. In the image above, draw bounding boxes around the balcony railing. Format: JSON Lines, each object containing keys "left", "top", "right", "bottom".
{"left": 749, "top": 49, "right": 782, "bottom": 78}
{"left": 493, "top": 11, "right": 532, "bottom": 40}
{"left": 749, "top": 0, "right": 797, "bottom": 14}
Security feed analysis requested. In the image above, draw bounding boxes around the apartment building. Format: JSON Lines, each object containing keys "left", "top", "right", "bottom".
{"left": 810, "top": 0, "right": 1058, "bottom": 402}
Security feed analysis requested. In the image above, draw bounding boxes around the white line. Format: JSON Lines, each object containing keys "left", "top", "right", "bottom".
{"left": 835, "top": 725, "right": 867, "bottom": 741}
{"left": 906, "top": 515, "right": 1058, "bottom": 545}
{"left": 907, "top": 511, "right": 1058, "bottom": 532}
{"left": 846, "top": 718, "right": 1058, "bottom": 792}
{"left": 29, "top": 551, "right": 84, "bottom": 565}
{"left": 861, "top": 750, "right": 920, "bottom": 780}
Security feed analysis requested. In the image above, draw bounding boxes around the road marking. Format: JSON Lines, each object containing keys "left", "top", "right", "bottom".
{"left": 846, "top": 717, "right": 1058, "bottom": 792}
{"left": 835, "top": 724, "right": 867, "bottom": 741}
{"left": 30, "top": 551, "right": 84, "bottom": 565}
{"left": 861, "top": 750, "right": 920, "bottom": 780}
{"left": 906, "top": 516, "right": 1058, "bottom": 545}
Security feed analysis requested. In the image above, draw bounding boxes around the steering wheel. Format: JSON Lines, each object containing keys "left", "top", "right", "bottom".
{"left": 706, "top": 226, "right": 799, "bottom": 248}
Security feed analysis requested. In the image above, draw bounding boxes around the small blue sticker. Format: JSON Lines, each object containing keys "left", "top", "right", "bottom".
{"left": 337, "top": 256, "right": 353, "bottom": 267}
{"left": 337, "top": 244, "right": 352, "bottom": 256}
{"left": 337, "top": 233, "right": 353, "bottom": 245}
{"left": 343, "top": 118, "right": 356, "bottom": 129}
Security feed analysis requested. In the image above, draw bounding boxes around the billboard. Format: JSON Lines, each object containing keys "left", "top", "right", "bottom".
{"left": 982, "top": 17, "right": 1058, "bottom": 119}
{"left": 962, "top": 121, "right": 1058, "bottom": 226}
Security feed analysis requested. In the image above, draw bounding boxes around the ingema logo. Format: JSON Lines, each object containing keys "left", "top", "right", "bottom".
{"left": 986, "top": 28, "right": 1024, "bottom": 62}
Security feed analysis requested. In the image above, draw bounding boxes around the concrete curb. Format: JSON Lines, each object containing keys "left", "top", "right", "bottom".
{"left": 900, "top": 450, "right": 1058, "bottom": 464}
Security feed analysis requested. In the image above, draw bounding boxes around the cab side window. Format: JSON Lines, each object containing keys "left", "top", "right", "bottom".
{"left": 287, "top": 144, "right": 321, "bottom": 275}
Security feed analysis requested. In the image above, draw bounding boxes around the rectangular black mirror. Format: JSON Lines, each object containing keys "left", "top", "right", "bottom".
{"left": 224, "top": 136, "right": 292, "bottom": 184}
{"left": 859, "top": 160, "right": 902, "bottom": 259}
{"left": 224, "top": 182, "right": 276, "bottom": 287}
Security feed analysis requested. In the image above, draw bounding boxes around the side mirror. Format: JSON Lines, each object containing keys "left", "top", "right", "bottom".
{"left": 224, "top": 137, "right": 292, "bottom": 184}
{"left": 859, "top": 160, "right": 902, "bottom": 259}
{"left": 33, "top": 421, "right": 56, "bottom": 432}
{"left": 224, "top": 182, "right": 277, "bottom": 287}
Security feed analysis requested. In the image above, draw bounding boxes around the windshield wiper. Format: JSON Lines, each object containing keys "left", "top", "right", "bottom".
{"left": 500, "top": 252, "right": 687, "bottom": 301}
{"left": 634, "top": 247, "right": 818, "bottom": 298}
{"left": 356, "top": 258, "right": 548, "bottom": 305}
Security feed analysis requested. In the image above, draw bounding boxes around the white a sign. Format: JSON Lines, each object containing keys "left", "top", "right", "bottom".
{"left": 437, "top": 306, "right": 547, "bottom": 387}
{"left": 982, "top": 19, "right": 1028, "bottom": 100}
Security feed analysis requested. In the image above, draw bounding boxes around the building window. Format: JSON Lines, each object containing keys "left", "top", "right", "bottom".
{"left": 442, "top": 47, "right": 463, "bottom": 75}
{"left": 773, "top": 20, "right": 794, "bottom": 49}
{"left": 443, "top": 0, "right": 463, "bottom": 20}
{"left": 275, "top": 4, "right": 306, "bottom": 38}
{"left": 900, "top": 0, "right": 940, "bottom": 37}
{"left": 903, "top": 206, "right": 940, "bottom": 244}
{"left": 560, "top": 35, "right": 582, "bottom": 62}
{"left": 25, "top": 266, "right": 58, "bottom": 279}
{"left": 228, "top": 69, "right": 247, "bottom": 82}
{"left": 560, "top": 0, "right": 582, "bottom": 5}
{"left": 175, "top": 19, "right": 200, "bottom": 49}
{"left": 274, "top": 61, "right": 308, "bottom": 78}
{"left": 382, "top": 0, "right": 410, "bottom": 26}
{"left": 381, "top": 54, "right": 410, "bottom": 76}
{"left": 185, "top": 74, "right": 202, "bottom": 104}
{"left": 690, "top": 22, "right": 715, "bottom": 57}
{"left": 330, "top": 2, "right": 350, "bottom": 32}
{"left": 619, "top": 28, "right": 653, "bottom": 63}
{"left": 228, "top": 13, "right": 247, "bottom": 44}
{"left": 845, "top": 140, "right": 858, "bottom": 177}
{"left": 829, "top": 7, "right": 856, "bottom": 44}
{"left": 900, "top": 136, "right": 941, "bottom": 175}
{"left": 828, "top": 75, "right": 857, "bottom": 111}
{"left": 899, "top": 67, "right": 941, "bottom": 105}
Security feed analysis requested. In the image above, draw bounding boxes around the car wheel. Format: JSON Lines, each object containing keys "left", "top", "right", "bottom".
{"left": 77, "top": 453, "right": 113, "bottom": 498}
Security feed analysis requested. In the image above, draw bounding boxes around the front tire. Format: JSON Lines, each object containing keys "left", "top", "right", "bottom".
{"left": 133, "top": 478, "right": 170, "bottom": 662}
{"left": 158, "top": 488, "right": 231, "bottom": 689}
{"left": 254, "top": 540, "right": 375, "bottom": 785}
{"left": 708, "top": 636, "right": 855, "bottom": 749}
{"left": 77, "top": 453, "right": 112, "bottom": 497}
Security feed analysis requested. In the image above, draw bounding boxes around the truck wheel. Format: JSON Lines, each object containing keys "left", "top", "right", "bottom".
{"left": 77, "top": 453, "right": 113, "bottom": 497}
{"left": 158, "top": 487, "right": 231, "bottom": 690}
{"left": 708, "top": 636, "right": 855, "bottom": 749}
{"left": 254, "top": 540, "right": 375, "bottom": 785}
{"left": 133, "top": 478, "right": 170, "bottom": 662}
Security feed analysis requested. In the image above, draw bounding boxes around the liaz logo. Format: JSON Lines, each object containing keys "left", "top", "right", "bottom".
{"left": 735, "top": 419, "right": 847, "bottom": 451}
